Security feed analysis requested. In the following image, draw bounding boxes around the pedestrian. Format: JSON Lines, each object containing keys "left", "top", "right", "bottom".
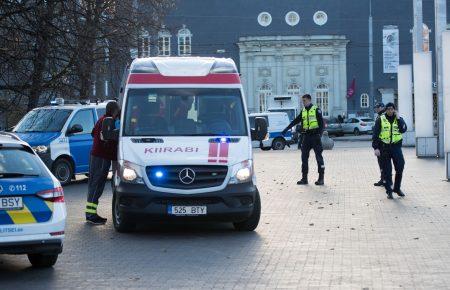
{"left": 373, "top": 102, "right": 386, "bottom": 187}
{"left": 372, "top": 102, "right": 407, "bottom": 199}
{"left": 86, "top": 101, "right": 121, "bottom": 225}
{"left": 282, "top": 94, "right": 325, "bottom": 186}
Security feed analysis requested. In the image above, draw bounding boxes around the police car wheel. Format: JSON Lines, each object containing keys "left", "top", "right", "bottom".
{"left": 272, "top": 138, "right": 286, "bottom": 150}
{"left": 112, "top": 192, "right": 135, "bottom": 233}
{"left": 28, "top": 253, "right": 59, "bottom": 268}
{"left": 233, "top": 189, "right": 261, "bottom": 231}
{"left": 53, "top": 158, "right": 73, "bottom": 185}
{"left": 353, "top": 128, "right": 360, "bottom": 136}
{"left": 261, "top": 146, "right": 271, "bottom": 151}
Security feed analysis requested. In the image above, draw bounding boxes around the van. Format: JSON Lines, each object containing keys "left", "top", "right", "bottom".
{"left": 249, "top": 112, "right": 292, "bottom": 150}
{"left": 12, "top": 100, "right": 110, "bottom": 184}
{"left": 106, "top": 57, "right": 268, "bottom": 232}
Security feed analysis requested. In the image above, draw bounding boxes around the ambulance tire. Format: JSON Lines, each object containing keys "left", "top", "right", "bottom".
{"left": 272, "top": 138, "right": 286, "bottom": 150}
{"left": 52, "top": 158, "right": 73, "bottom": 185}
{"left": 28, "top": 253, "right": 58, "bottom": 268}
{"left": 112, "top": 192, "right": 136, "bottom": 233}
{"left": 233, "top": 189, "right": 261, "bottom": 231}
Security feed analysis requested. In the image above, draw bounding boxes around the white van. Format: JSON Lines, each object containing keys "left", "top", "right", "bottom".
{"left": 249, "top": 112, "right": 292, "bottom": 150}
{"left": 106, "top": 57, "right": 267, "bottom": 232}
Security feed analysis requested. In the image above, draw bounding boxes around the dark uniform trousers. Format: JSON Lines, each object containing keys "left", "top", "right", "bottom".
{"left": 381, "top": 143, "right": 405, "bottom": 192}
{"left": 86, "top": 155, "right": 111, "bottom": 216}
{"left": 301, "top": 134, "right": 325, "bottom": 175}
{"left": 376, "top": 156, "right": 384, "bottom": 181}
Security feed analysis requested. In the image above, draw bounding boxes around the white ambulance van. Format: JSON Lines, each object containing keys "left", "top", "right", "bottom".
{"left": 107, "top": 57, "right": 268, "bottom": 232}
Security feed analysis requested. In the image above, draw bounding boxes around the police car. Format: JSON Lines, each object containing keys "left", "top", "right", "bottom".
{"left": 12, "top": 99, "right": 110, "bottom": 184}
{"left": 0, "top": 132, "right": 66, "bottom": 267}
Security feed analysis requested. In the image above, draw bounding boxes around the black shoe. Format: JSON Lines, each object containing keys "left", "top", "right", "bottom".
{"left": 394, "top": 189, "right": 405, "bottom": 197}
{"left": 374, "top": 180, "right": 384, "bottom": 187}
{"left": 297, "top": 178, "right": 308, "bottom": 185}
{"left": 386, "top": 191, "right": 394, "bottom": 199}
{"left": 315, "top": 173, "right": 324, "bottom": 186}
{"left": 86, "top": 214, "right": 107, "bottom": 225}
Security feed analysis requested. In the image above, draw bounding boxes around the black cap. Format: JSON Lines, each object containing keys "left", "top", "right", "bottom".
{"left": 374, "top": 102, "right": 385, "bottom": 109}
{"left": 385, "top": 102, "right": 396, "bottom": 109}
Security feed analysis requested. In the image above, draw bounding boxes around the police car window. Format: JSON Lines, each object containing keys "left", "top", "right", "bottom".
{"left": 69, "top": 110, "right": 95, "bottom": 134}
{"left": 96, "top": 108, "right": 106, "bottom": 118}
{"left": 124, "top": 88, "right": 247, "bottom": 136}
{"left": 14, "top": 109, "right": 72, "bottom": 133}
{"left": 0, "top": 148, "right": 44, "bottom": 177}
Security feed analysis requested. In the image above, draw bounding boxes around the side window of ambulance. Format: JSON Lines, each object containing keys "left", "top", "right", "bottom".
{"left": 69, "top": 110, "right": 95, "bottom": 134}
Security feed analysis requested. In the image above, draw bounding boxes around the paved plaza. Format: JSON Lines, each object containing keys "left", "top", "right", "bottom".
{"left": 1, "top": 141, "right": 450, "bottom": 289}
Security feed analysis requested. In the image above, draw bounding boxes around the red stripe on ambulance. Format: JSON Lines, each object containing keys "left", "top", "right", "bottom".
{"left": 128, "top": 73, "right": 241, "bottom": 85}
{"left": 208, "top": 142, "right": 229, "bottom": 163}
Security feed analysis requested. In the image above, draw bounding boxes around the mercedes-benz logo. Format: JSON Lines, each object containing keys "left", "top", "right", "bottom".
{"left": 179, "top": 168, "right": 196, "bottom": 185}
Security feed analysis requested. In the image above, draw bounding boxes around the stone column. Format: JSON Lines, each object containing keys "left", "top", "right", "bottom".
{"left": 442, "top": 31, "right": 450, "bottom": 179}
{"left": 304, "top": 54, "right": 312, "bottom": 95}
{"left": 276, "top": 54, "right": 283, "bottom": 95}
{"left": 332, "top": 53, "right": 341, "bottom": 117}
{"left": 413, "top": 51, "right": 437, "bottom": 157}
{"left": 247, "top": 55, "right": 255, "bottom": 112}
{"left": 397, "top": 65, "right": 415, "bottom": 146}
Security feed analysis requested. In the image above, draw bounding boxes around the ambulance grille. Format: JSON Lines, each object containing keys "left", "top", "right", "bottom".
{"left": 146, "top": 165, "right": 228, "bottom": 189}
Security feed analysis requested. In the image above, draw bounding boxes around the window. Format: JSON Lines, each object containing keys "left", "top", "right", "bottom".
{"left": 69, "top": 110, "right": 95, "bottom": 134}
{"left": 285, "top": 11, "right": 300, "bottom": 26}
{"left": 0, "top": 148, "right": 45, "bottom": 176}
{"left": 140, "top": 30, "right": 150, "bottom": 58}
{"left": 124, "top": 88, "right": 247, "bottom": 137}
{"left": 178, "top": 25, "right": 192, "bottom": 56}
{"left": 258, "top": 84, "right": 272, "bottom": 112}
{"left": 257, "top": 12, "right": 272, "bottom": 27}
{"left": 249, "top": 116, "right": 269, "bottom": 128}
{"left": 287, "top": 84, "right": 300, "bottom": 96}
{"left": 96, "top": 108, "right": 106, "bottom": 118}
{"left": 158, "top": 27, "right": 171, "bottom": 56}
{"left": 315, "top": 84, "right": 329, "bottom": 117}
{"left": 14, "top": 109, "right": 72, "bottom": 133}
{"left": 360, "top": 93, "right": 369, "bottom": 108}
{"left": 313, "top": 11, "right": 328, "bottom": 26}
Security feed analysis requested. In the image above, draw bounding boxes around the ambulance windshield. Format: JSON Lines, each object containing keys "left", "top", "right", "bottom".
{"left": 14, "top": 109, "right": 72, "bottom": 133}
{"left": 123, "top": 88, "right": 247, "bottom": 137}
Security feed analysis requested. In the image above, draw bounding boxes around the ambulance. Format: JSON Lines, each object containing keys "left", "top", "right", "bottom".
{"left": 107, "top": 57, "right": 268, "bottom": 232}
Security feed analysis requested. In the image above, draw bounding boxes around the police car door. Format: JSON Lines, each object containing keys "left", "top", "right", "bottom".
{"left": 67, "top": 109, "right": 95, "bottom": 173}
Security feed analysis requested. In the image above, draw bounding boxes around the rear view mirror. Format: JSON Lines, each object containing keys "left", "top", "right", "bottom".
{"left": 251, "top": 117, "right": 268, "bottom": 141}
{"left": 101, "top": 117, "right": 119, "bottom": 141}
{"left": 67, "top": 124, "right": 83, "bottom": 135}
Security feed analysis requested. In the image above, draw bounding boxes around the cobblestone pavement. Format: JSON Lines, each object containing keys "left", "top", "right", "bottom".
{"left": 2, "top": 142, "right": 450, "bottom": 289}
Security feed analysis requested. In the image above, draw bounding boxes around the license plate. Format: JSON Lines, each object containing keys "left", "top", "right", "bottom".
{"left": 168, "top": 205, "right": 207, "bottom": 216}
{"left": 0, "top": 197, "right": 23, "bottom": 210}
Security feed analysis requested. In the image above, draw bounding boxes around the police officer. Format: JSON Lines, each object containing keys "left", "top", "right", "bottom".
{"left": 372, "top": 102, "right": 407, "bottom": 199}
{"left": 373, "top": 102, "right": 386, "bottom": 187}
{"left": 282, "top": 94, "right": 325, "bottom": 186}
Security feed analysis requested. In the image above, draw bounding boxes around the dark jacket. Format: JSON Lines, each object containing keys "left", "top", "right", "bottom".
{"left": 91, "top": 115, "right": 118, "bottom": 161}
{"left": 283, "top": 104, "right": 324, "bottom": 136}
{"left": 372, "top": 113, "right": 407, "bottom": 150}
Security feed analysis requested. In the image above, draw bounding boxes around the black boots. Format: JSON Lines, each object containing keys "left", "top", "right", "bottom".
{"left": 315, "top": 173, "right": 324, "bottom": 186}
{"left": 386, "top": 191, "right": 394, "bottom": 199}
{"left": 374, "top": 180, "right": 384, "bottom": 186}
{"left": 393, "top": 174, "right": 404, "bottom": 196}
{"left": 297, "top": 176, "right": 308, "bottom": 185}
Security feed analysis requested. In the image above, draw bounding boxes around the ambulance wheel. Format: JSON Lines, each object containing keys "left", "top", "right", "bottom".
{"left": 28, "top": 253, "right": 58, "bottom": 268}
{"left": 113, "top": 192, "right": 135, "bottom": 233}
{"left": 53, "top": 158, "right": 73, "bottom": 185}
{"left": 272, "top": 138, "right": 286, "bottom": 150}
{"left": 233, "top": 189, "right": 261, "bottom": 231}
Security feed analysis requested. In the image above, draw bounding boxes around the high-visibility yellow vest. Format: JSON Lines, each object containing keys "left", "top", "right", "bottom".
{"left": 379, "top": 115, "right": 403, "bottom": 144}
{"left": 301, "top": 105, "right": 319, "bottom": 130}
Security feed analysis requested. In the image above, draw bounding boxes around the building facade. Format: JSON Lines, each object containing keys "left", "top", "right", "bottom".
{"left": 138, "top": 0, "right": 449, "bottom": 117}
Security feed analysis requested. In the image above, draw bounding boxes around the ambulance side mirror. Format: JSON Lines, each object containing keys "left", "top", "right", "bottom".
{"left": 251, "top": 117, "right": 268, "bottom": 141}
{"left": 101, "top": 117, "right": 119, "bottom": 141}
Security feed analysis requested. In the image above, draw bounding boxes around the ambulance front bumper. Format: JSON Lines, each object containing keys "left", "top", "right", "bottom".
{"left": 115, "top": 181, "right": 258, "bottom": 222}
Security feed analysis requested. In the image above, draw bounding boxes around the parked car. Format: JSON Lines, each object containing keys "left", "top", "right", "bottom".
{"left": 249, "top": 112, "right": 292, "bottom": 150}
{"left": 323, "top": 117, "right": 344, "bottom": 136}
{"left": 0, "top": 132, "right": 66, "bottom": 267}
{"left": 342, "top": 117, "right": 375, "bottom": 135}
{"left": 12, "top": 99, "right": 111, "bottom": 185}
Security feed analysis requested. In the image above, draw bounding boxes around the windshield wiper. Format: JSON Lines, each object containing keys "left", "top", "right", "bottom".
{"left": 0, "top": 173, "right": 39, "bottom": 178}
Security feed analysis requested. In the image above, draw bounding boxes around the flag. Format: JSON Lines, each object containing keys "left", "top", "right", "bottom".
{"left": 346, "top": 78, "right": 356, "bottom": 99}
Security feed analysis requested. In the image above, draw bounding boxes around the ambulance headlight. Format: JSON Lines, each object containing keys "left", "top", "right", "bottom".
{"left": 121, "top": 161, "right": 144, "bottom": 184}
{"left": 229, "top": 160, "right": 253, "bottom": 184}
{"left": 33, "top": 145, "right": 48, "bottom": 154}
